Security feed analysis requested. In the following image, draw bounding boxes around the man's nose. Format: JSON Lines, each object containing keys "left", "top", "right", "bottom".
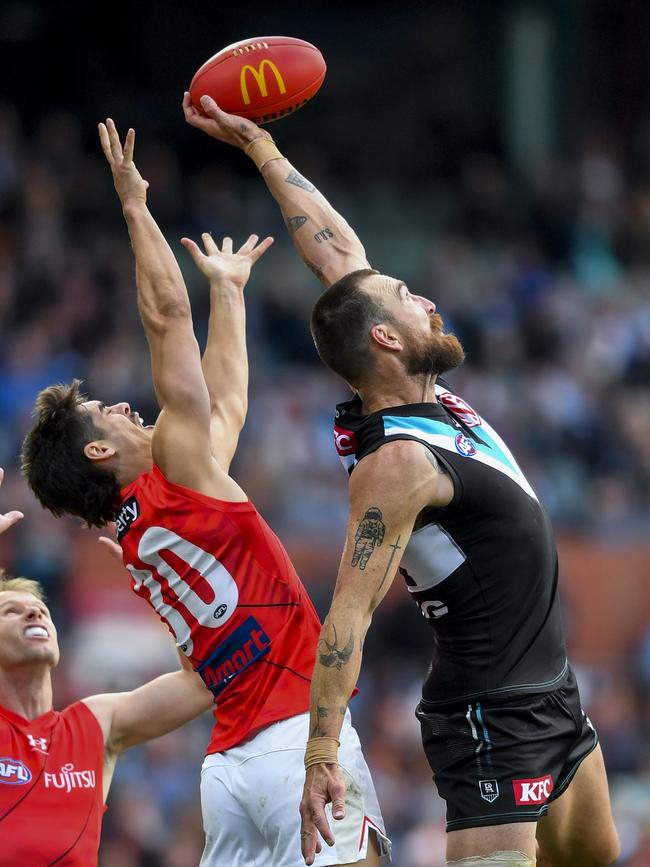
{"left": 417, "top": 296, "right": 436, "bottom": 314}
{"left": 110, "top": 402, "right": 131, "bottom": 415}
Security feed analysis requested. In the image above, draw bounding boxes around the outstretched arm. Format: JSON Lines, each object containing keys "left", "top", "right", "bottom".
{"left": 183, "top": 94, "right": 370, "bottom": 287}
{"left": 181, "top": 232, "right": 273, "bottom": 471}
{"left": 99, "top": 120, "right": 242, "bottom": 498}
{"left": 83, "top": 649, "right": 214, "bottom": 757}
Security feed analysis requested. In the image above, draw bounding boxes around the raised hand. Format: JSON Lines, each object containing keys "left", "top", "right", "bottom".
{"left": 181, "top": 233, "right": 274, "bottom": 290}
{"left": 182, "top": 92, "right": 271, "bottom": 149}
{"left": 98, "top": 119, "right": 149, "bottom": 208}
{"left": 0, "top": 468, "right": 24, "bottom": 535}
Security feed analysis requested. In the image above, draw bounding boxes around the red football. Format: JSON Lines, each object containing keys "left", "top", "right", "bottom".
{"left": 189, "top": 36, "right": 326, "bottom": 125}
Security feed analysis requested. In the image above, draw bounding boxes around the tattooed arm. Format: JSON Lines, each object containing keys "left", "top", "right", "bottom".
{"left": 299, "top": 440, "right": 454, "bottom": 864}
{"left": 183, "top": 94, "right": 370, "bottom": 287}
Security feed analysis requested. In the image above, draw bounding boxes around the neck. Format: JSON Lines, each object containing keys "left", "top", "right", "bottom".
{"left": 116, "top": 440, "right": 154, "bottom": 487}
{"left": 0, "top": 664, "right": 53, "bottom": 721}
{"left": 359, "top": 372, "right": 438, "bottom": 414}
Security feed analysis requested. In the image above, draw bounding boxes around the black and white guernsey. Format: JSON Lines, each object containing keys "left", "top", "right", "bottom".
{"left": 333, "top": 380, "right": 568, "bottom": 707}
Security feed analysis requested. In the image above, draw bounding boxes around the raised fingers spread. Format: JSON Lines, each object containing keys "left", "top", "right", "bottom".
{"left": 220, "top": 236, "right": 233, "bottom": 254}
{"left": 98, "top": 123, "right": 114, "bottom": 165}
{"left": 248, "top": 236, "right": 274, "bottom": 263}
{"left": 201, "top": 232, "right": 219, "bottom": 255}
{"left": 237, "top": 234, "right": 259, "bottom": 256}
{"left": 122, "top": 128, "right": 136, "bottom": 165}
{"left": 180, "top": 237, "right": 204, "bottom": 264}
{"left": 105, "top": 118, "right": 124, "bottom": 163}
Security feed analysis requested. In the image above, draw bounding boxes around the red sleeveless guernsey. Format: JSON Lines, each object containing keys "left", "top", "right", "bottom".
{"left": 0, "top": 700, "right": 105, "bottom": 866}
{"left": 117, "top": 466, "right": 322, "bottom": 753}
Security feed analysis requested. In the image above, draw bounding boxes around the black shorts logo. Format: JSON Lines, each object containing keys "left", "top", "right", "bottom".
{"left": 479, "top": 779, "right": 499, "bottom": 803}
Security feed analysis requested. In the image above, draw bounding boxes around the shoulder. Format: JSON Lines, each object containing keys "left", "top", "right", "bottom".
{"left": 350, "top": 439, "right": 453, "bottom": 510}
{"left": 79, "top": 695, "right": 117, "bottom": 748}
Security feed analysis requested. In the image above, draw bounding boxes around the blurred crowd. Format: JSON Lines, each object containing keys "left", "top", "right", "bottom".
{"left": 0, "top": 93, "right": 649, "bottom": 866}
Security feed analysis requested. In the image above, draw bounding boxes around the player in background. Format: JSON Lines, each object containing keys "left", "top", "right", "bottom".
{"left": 21, "top": 120, "right": 389, "bottom": 867}
{"left": 0, "top": 467, "right": 213, "bottom": 865}
{"left": 182, "top": 94, "right": 621, "bottom": 867}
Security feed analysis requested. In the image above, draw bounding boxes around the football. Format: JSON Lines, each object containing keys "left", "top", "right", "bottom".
{"left": 189, "top": 36, "right": 326, "bottom": 125}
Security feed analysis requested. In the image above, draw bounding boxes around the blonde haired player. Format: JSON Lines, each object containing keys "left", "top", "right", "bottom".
{"left": 0, "top": 468, "right": 214, "bottom": 865}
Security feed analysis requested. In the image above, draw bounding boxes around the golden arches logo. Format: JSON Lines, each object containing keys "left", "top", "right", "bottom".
{"left": 240, "top": 60, "right": 287, "bottom": 105}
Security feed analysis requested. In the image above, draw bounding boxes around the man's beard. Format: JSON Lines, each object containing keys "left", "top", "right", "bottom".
{"left": 403, "top": 315, "right": 465, "bottom": 377}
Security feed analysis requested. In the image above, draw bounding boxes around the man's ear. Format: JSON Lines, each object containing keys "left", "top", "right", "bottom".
{"left": 370, "top": 323, "right": 403, "bottom": 352}
{"left": 83, "top": 441, "right": 116, "bottom": 463}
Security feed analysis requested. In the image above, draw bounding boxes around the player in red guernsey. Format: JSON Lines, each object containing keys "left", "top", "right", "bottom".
{"left": 0, "top": 470, "right": 213, "bottom": 866}
{"left": 21, "top": 121, "right": 389, "bottom": 866}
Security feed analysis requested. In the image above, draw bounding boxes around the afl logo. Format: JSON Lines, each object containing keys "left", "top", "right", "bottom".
{"left": 333, "top": 424, "right": 357, "bottom": 456}
{"left": 455, "top": 432, "right": 477, "bottom": 457}
{"left": 213, "top": 604, "right": 229, "bottom": 620}
{"left": 0, "top": 758, "right": 32, "bottom": 785}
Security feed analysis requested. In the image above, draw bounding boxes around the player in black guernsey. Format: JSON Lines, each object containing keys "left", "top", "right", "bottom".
{"left": 183, "top": 95, "right": 620, "bottom": 867}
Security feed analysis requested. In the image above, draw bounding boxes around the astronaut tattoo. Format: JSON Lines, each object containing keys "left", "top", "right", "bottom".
{"left": 351, "top": 507, "right": 385, "bottom": 570}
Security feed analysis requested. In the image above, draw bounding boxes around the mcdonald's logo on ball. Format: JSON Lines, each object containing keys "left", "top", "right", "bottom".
{"left": 189, "top": 36, "right": 327, "bottom": 124}
{"left": 240, "top": 60, "right": 287, "bottom": 105}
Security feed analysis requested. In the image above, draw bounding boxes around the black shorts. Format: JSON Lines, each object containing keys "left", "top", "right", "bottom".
{"left": 416, "top": 667, "right": 598, "bottom": 832}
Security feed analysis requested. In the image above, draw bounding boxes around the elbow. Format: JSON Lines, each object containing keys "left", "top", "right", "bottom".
{"left": 139, "top": 298, "right": 192, "bottom": 334}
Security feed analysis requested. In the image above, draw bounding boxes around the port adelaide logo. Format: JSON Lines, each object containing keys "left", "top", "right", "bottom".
{"left": 479, "top": 779, "right": 499, "bottom": 803}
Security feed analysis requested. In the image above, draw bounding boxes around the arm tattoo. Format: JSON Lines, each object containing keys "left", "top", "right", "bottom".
{"left": 423, "top": 447, "right": 444, "bottom": 474}
{"left": 311, "top": 702, "right": 347, "bottom": 737}
{"left": 318, "top": 624, "right": 354, "bottom": 670}
{"left": 287, "top": 215, "right": 308, "bottom": 234}
{"left": 314, "top": 228, "right": 334, "bottom": 244}
{"left": 285, "top": 170, "right": 316, "bottom": 192}
{"left": 351, "top": 507, "right": 385, "bottom": 570}
{"left": 376, "top": 535, "right": 402, "bottom": 596}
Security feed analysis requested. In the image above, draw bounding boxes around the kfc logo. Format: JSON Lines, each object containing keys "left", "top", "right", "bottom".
{"left": 439, "top": 391, "right": 481, "bottom": 427}
{"left": 333, "top": 425, "right": 357, "bottom": 456}
{"left": 512, "top": 774, "right": 554, "bottom": 805}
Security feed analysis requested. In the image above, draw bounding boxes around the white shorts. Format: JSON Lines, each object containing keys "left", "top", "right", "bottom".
{"left": 199, "top": 711, "right": 391, "bottom": 867}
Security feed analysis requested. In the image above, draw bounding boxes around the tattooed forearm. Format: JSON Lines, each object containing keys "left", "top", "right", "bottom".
{"left": 285, "top": 170, "right": 316, "bottom": 192}
{"left": 310, "top": 703, "right": 347, "bottom": 737}
{"left": 314, "top": 228, "right": 334, "bottom": 243}
{"left": 351, "top": 507, "right": 385, "bottom": 570}
{"left": 318, "top": 624, "right": 355, "bottom": 670}
{"left": 287, "top": 215, "right": 308, "bottom": 234}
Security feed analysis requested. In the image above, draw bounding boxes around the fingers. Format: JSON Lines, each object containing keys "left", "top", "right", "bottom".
{"left": 123, "top": 127, "right": 136, "bottom": 165}
{"left": 220, "top": 236, "right": 233, "bottom": 255}
{"left": 199, "top": 94, "right": 223, "bottom": 118}
{"left": 330, "top": 777, "right": 346, "bottom": 821}
{"left": 0, "top": 467, "right": 4, "bottom": 486}
{"left": 98, "top": 122, "right": 114, "bottom": 165}
{"left": 0, "top": 512, "right": 24, "bottom": 535}
{"left": 248, "top": 235, "right": 274, "bottom": 263}
{"left": 237, "top": 234, "right": 259, "bottom": 256}
{"left": 180, "top": 237, "right": 205, "bottom": 265}
{"left": 105, "top": 118, "right": 124, "bottom": 164}
{"left": 98, "top": 536, "right": 124, "bottom": 562}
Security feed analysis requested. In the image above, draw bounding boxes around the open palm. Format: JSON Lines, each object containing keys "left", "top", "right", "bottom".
{"left": 181, "top": 233, "right": 273, "bottom": 289}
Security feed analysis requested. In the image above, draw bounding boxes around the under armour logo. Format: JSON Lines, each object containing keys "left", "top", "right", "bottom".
{"left": 27, "top": 734, "right": 48, "bottom": 753}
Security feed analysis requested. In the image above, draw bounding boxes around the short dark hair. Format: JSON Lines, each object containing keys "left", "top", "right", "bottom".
{"left": 21, "top": 380, "right": 121, "bottom": 528}
{"left": 310, "top": 268, "right": 388, "bottom": 386}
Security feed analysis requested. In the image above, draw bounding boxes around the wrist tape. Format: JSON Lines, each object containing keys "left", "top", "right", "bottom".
{"left": 304, "top": 736, "right": 340, "bottom": 769}
{"left": 245, "top": 137, "right": 284, "bottom": 170}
